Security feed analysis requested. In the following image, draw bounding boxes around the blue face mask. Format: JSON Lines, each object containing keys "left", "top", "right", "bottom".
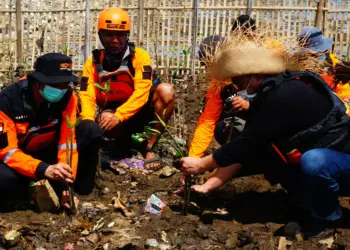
{"left": 237, "top": 76, "right": 257, "bottom": 101}
{"left": 237, "top": 89, "right": 257, "bottom": 101}
{"left": 39, "top": 85, "right": 67, "bottom": 103}
{"left": 319, "top": 55, "right": 326, "bottom": 61}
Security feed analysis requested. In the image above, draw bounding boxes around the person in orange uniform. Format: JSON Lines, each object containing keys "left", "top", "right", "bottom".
{"left": 298, "top": 26, "right": 350, "bottom": 102}
{"left": 183, "top": 16, "right": 257, "bottom": 194}
{"left": 0, "top": 53, "right": 81, "bottom": 206}
{"left": 322, "top": 55, "right": 350, "bottom": 102}
{"left": 79, "top": 8, "right": 174, "bottom": 171}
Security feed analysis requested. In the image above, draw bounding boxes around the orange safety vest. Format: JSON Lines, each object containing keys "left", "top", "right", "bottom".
{"left": 92, "top": 45, "right": 135, "bottom": 109}
{"left": 0, "top": 79, "right": 78, "bottom": 179}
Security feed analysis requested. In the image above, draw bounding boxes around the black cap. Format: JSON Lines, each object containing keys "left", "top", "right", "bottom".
{"left": 231, "top": 15, "right": 256, "bottom": 31}
{"left": 28, "top": 53, "right": 78, "bottom": 84}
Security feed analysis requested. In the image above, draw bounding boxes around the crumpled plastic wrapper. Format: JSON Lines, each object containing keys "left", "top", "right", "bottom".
{"left": 144, "top": 194, "right": 166, "bottom": 216}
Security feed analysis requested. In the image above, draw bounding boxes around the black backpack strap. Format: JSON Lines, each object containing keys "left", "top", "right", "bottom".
{"left": 126, "top": 42, "right": 136, "bottom": 76}
{"left": 92, "top": 49, "right": 103, "bottom": 75}
{"left": 259, "top": 71, "right": 294, "bottom": 93}
{"left": 128, "top": 42, "right": 135, "bottom": 57}
{"left": 260, "top": 70, "right": 330, "bottom": 93}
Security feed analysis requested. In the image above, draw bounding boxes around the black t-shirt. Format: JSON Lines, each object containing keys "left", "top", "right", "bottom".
{"left": 213, "top": 79, "right": 333, "bottom": 167}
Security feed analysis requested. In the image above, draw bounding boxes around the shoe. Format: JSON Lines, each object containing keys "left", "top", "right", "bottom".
{"left": 300, "top": 217, "right": 342, "bottom": 239}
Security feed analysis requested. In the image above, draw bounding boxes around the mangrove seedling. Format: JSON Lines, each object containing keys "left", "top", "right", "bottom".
{"left": 65, "top": 115, "right": 81, "bottom": 214}
{"left": 132, "top": 110, "right": 191, "bottom": 215}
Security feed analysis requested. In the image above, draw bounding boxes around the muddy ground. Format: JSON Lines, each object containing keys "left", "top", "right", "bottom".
{"left": 1, "top": 75, "right": 350, "bottom": 250}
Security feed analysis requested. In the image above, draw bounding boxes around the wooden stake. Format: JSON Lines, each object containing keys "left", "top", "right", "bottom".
{"left": 15, "top": 0, "right": 22, "bottom": 69}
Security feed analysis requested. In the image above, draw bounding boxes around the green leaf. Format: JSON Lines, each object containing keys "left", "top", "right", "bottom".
{"left": 172, "top": 67, "right": 180, "bottom": 77}
{"left": 105, "top": 80, "right": 111, "bottom": 91}
{"left": 75, "top": 117, "right": 82, "bottom": 127}
{"left": 66, "top": 115, "right": 74, "bottom": 129}
{"left": 173, "top": 150, "right": 183, "bottom": 159}
{"left": 183, "top": 47, "right": 191, "bottom": 56}
{"left": 132, "top": 134, "right": 146, "bottom": 143}
{"left": 162, "top": 108, "right": 167, "bottom": 120}
{"left": 94, "top": 81, "right": 110, "bottom": 92}
{"left": 155, "top": 112, "right": 166, "bottom": 128}
{"left": 144, "top": 126, "right": 161, "bottom": 134}
{"left": 149, "top": 120, "right": 160, "bottom": 124}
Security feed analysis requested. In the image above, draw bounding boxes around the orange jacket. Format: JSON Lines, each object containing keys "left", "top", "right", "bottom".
{"left": 320, "top": 53, "right": 350, "bottom": 100}
{"left": 80, "top": 47, "right": 152, "bottom": 122}
{"left": 0, "top": 79, "right": 78, "bottom": 179}
{"left": 189, "top": 86, "right": 223, "bottom": 158}
{"left": 320, "top": 74, "right": 350, "bottom": 101}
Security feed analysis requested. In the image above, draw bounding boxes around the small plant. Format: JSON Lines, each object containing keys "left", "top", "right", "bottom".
{"left": 132, "top": 110, "right": 191, "bottom": 215}
{"left": 65, "top": 115, "right": 81, "bottom": 213}
{"left": 62, "top": 44, "right": 68, "bottom": 55}
{"left": 171, "top": 47, "right": 191, "bottom": 78}
{"left": 94, "top": 79, "right": 114, "bottom": 116}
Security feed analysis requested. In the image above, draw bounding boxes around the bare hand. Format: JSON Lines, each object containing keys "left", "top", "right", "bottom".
{"left": 175, "top": 157, "right": 204, "bottom": 176}
{"left": 45, "top": 163, "right": 73, "bottom": 183}
{"left": 99, "top": 111, "right": 120, "bottom": 131}
{"left": 61, "top": 190, "right": 79, "bottom": 213}
{"left": 174, "top": 184, "right": 210, "bottom": 195}
{"left": 231, "top": 96, "right": 250, "bottom": 111}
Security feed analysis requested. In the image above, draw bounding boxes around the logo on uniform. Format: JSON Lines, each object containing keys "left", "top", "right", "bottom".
{"left": 107, "top": 24, "right": 125, "bottom": 29}
{"left": 60, "top": 63, "right": 72, "bottom": 71}
{"left": 0, "top": 122, "right": 3, "bottom": 133}
{"left": 15, "top": 115, "right": 28, "bottom": 121}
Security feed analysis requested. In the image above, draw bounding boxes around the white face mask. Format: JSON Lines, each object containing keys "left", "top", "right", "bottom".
{"left": 237, "top": 76, "right": 257, "bottom": 101}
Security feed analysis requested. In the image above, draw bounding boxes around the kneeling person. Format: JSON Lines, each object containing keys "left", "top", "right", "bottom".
{"left": 79, "top": 8, "right": 174, "bottom": 171}
{"left": 0, "top": 53, "right": 82, "bottom": 206}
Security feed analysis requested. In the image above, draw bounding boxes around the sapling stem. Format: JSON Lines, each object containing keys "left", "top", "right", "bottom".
{"left": 155, "top": 113, "right": 191, "bottom": 215}
{"left": 65, "top": 136, "right": 75, "bottom": 213}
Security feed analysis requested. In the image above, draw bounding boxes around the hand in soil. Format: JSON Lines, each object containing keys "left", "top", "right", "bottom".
{"left": 61, "top": 190, "right": 79, "bottom": 214}
{"left": 176, "top": 157, "right": 203, "bottom": 175}
{"left": 174, "top": 184, "right": 209, "bottom": 195}
{"left": 45, "top": 163, "right": 74, "bottom": 183}
{"left": 99, "top": 111, "right": 120, "bottom": 131}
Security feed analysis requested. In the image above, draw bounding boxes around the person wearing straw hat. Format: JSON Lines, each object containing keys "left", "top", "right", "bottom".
{"left": 298, "top": 26, "right": 350, "bottom": 102}
{"left": 79, "top": 8, "right": 175, "bottom": 173}
{"left": 0, "top": 53, "right": 83, "bottom": 209}
{"left": 178, "top": 35, "right": 250, "bottom": 194}
{"left": 181, "top": 16, "right": 280, "bottom": 194}
{"left": 177, "top": 30, "right": 350, "bottom": 238}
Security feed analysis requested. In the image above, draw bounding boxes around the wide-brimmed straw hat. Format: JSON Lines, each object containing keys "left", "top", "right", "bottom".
{"left": 209, "top": 41, "right": 286, "bottom": 81}
{"left": 205, "top": 25, "right": 325, "bottom": 87}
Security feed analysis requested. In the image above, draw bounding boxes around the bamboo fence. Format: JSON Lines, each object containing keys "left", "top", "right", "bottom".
{"left": 0, "top": 0, "right": 348, "bottom": 78}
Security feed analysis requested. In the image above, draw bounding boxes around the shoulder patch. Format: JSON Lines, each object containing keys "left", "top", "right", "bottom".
{"left": 80, "top": 77, "right": 89, "bottom": 91}
{"left": 142, "top": 65, "right": 152, "bottom": 79}
{"left": 0, "top": 132, "right": 8, "bottom": 149}
{"left": 143, "top": 72, "right": 152, "bottom": 80}
{"left": 143, "top": 65, "right": 152, "bottom": 72}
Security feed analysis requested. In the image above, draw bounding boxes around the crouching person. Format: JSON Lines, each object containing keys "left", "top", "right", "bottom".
{"left": 177, "top": 31, "right": 350, "bottom": 238}
{"left": 0, "top": 53, "right": 93, "bottom": 207}
{"left": 79, "top": 8, "right": 174, "bottom": 172}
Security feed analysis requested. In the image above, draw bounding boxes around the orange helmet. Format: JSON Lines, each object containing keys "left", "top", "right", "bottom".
{"left": 97, "top": 8, "right": 131, "bottom": 32}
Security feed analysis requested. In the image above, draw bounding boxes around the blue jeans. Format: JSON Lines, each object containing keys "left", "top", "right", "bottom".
{"left": 299, "top": 148, "right": 350, "bottom": 221}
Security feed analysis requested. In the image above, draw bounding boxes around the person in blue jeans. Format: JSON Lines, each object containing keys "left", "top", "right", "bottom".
{"left": 177, "top": 31, "right": 350, "bottom": 238}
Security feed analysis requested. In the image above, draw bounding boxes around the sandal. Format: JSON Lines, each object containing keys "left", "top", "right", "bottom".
{"left": 144, "top": 149, "right": 163, "bottom": 174}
